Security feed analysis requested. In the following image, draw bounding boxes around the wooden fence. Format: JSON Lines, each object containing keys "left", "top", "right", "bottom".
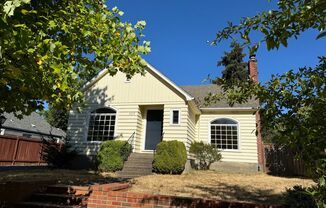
{"left": 0, "top": 135, "right": 46, "bottom": 166}
{"left": 264, "top": 144, "right": 308, "bottom": 177}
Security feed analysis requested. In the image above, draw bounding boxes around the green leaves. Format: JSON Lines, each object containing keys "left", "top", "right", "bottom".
{"left": 213, "top": 0, "right": 325, "bottom": 52}
{"left": 0, "top": 0, "right": 150, "bottom": 116}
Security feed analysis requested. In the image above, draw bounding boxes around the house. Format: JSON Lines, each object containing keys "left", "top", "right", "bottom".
{"left": 68, "top": 56, "right": 264, "bottom": 172}
{"left": 1, "top": 112, "right": 66, "bottom": 139}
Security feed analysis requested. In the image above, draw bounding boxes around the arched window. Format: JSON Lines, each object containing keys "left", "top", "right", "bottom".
{"left": 210, "top": 118, "right": 239, "bottom": 150}
{"left": 87, "top": 108, "right": 116, "bottom": 142}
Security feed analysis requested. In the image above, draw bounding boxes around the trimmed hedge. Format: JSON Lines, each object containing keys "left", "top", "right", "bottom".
{"left": 97, "top": 140, "right": 132, "bottom": 172}
{"left": 153, "top": 140, "right": 187, "bottom": 174}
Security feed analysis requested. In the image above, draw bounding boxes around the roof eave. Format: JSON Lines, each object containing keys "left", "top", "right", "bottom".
{"left": 200, "top": 107, "right": 259, "bottom": 112}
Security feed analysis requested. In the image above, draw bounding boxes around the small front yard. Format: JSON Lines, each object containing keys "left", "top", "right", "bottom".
{"left": 0, "top": 169, "right": 118, "bottom": 185}
{"left": 0, "top": 169, "right": 314, "bottom": 205}
{"left": 129, "top": 170, "right": 315, "bottom": 205}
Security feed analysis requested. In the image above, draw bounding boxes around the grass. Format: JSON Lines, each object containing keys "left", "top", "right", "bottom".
{"left": 129, "top": 170, "right": 315, "bottom": 204}
{"left": 0, "top": 169, "right": 315, "bottom": 204}
{"left": 0, "top": 169, "right": 118, "bottom": 185}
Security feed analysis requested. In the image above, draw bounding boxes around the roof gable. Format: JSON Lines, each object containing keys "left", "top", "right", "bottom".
{"left": 83, "top": 61, "right": 194, "bottom": 102}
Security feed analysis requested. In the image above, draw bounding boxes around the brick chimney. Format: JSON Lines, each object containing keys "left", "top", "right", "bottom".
{"left": 248, "top": 55, "right": 265, "bottom": 172}
{"left": 248, "top": 54, "right": 258, "bottom": 82}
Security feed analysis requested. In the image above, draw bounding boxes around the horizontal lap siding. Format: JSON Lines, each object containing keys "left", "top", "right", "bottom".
{"left": 162, "top": 103, "right": 188, "bottom": 144}
{"left": 68, "top": 69, "right": 189, "bottom": 155}
{"left": 186, "top": 106, "right": 197, "bottom": 151}
{"left": 197, "top": 113, "right": 258, "bottom": 163}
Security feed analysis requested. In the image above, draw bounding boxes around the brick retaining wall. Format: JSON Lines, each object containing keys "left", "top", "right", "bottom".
{"left": 88, "top": 183, "right": 284, "bottom": 208}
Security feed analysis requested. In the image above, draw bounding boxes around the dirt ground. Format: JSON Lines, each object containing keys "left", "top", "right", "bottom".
{"left": 0, "top": 169, "right": 315, "bottom": 204}
{"left": 129, "top": 170, "right": 315, "bottom": 204}
{"left": 0, "top": 168, "right": 118, "bottom": 185}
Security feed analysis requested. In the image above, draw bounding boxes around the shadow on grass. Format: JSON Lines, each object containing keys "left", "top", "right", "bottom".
{"left": 187, "top": 182, "right": 283, "bottom": 205}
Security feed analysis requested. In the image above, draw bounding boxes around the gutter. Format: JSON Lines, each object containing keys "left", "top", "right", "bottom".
{"left": 1, "top": 126, "right": 65, "bottom": 139}
{"left": 200, "top": 107, "right": 259, "bottom": 112}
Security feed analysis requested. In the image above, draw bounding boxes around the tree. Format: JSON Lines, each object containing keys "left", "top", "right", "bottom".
{"left": 209, "top": 0, "right": 325, "bottom": 206}
{"left": 0, "top": 0, "right": 150, "bottom": 118}
{"left": 41, "top": 105, "right": 69, "bottom": 131}
{"left": 214, "top": 41, "right": 248, "bottom": 85}
{"left": 212, "top": 0, "right": 325, "bottom": 54}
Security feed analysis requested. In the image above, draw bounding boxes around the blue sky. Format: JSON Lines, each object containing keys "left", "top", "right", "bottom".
{"left": 109, "top": 0, "right": 325, "bottom": 85}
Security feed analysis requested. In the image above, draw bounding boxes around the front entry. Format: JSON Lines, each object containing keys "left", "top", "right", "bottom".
{"left": 144, "top": 110, "right": 163, "bottom": 150}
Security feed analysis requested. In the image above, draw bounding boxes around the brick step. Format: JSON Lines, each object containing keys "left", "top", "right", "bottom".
{"left": 16, "top": 202, "right": 82, "bottom": 208}
{"left": 29, "top": 193, "right": 85, "bottom": 204}
{"left": 129, "top": 153, "right": 154, "bottom": 158}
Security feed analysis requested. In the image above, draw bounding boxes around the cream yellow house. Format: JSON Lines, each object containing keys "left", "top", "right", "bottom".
{"left": 68, "top": 56, "right": 264, "bottom": 172}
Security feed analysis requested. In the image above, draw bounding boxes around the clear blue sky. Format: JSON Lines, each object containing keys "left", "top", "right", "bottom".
{"left": 109, "top": 0, "right": 325, "bottom": 85}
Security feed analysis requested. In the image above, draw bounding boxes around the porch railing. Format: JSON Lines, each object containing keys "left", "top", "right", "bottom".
{"left": 126, "top": 132, "right": 136, "bottom": 152}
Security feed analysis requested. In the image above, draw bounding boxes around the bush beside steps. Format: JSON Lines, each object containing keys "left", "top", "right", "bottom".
{"left": 152, "top": 140, "right": 187, "bottom": 174}
{"left": 97, "top": 140, "right": 132, "bottom": 172}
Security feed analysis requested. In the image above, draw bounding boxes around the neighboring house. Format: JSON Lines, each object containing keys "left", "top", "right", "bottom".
{"left": 68, "top": 56, "right": 264, "bottom": 172}
{"left": 1, "top": 112, "right": 66, "bottom": 139}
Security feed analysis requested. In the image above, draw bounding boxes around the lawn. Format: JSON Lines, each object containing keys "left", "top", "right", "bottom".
{"left": 129, "top": 170, "right": 315, "bottom": 205}
{"left": 0, "top": 169, "right": 314, "bottom": 205}
{"left": 0, "top": 169, "right": 118, "bottom": 185}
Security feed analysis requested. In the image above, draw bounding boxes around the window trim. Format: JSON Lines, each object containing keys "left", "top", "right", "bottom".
{"left": 208, "top": 117, "right": 241, "bottom": 152}
{"left": 170, "top": 109, "right": 181, "bottom": 125}
{"left": 85, "top": 106, "right": 118, "bottom": 143}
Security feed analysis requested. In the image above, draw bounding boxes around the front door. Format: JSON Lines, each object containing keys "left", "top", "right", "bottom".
{"left": 145, "top": 110, "right": 163, "bottom": 150}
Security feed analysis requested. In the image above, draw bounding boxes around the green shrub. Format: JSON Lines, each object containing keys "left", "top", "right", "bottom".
{"left": 97, "top": 140, "right": 132, "bottom": 172}
{"left": 283, "top": 186, "right": 317, "bottom": 208}
{"left": 153, "top": 140, "right": 187, "bottom": 174}
{"left": 189, "top": 141, "right": 222, "bottom": 170}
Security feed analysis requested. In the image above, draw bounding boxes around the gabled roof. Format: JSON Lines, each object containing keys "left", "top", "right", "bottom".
{"left": 181, "top": 84, "right": 259, "bottom": 109}
{"left": 3, "top": 112, "right": 66, "bottom": 138}
{"left": 83, "top": 60, "right": 194, "bottom": 101}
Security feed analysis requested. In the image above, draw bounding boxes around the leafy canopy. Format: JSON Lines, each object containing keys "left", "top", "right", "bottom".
{"left": 0, "top": 0, "right": 150, "bottom": 117}
{"left": 209, "top": 0, "right": 325, "bottom": 206}
{"left": 212, "top": 0, "right": 325, "bottom": 54}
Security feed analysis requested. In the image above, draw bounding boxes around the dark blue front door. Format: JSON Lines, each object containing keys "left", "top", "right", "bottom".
{"left": 145, "top": 110, "right": 163, "bottom": 150}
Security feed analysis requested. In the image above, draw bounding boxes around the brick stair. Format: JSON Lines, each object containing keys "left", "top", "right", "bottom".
{"left": 15, "top": 184, "right": 90, "bottom": 208}
{"left": 117, "top": 153, "right": 153, "bottom": 178}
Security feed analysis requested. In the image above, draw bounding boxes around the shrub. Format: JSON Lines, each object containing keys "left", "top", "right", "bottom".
{"left": 97, "top": 140, "right": 132, "bottom": 172}
{"left": 153, "top": 140, "right": 187, "bottom": 174}
{"left": 283, "top": 186, "right": 317, "bottom": 208}
{"left": 189, "top": 141, "right": 221, "bottom": 170}
{"left": 42, "top": 137, "right": 77, "bottom": 169}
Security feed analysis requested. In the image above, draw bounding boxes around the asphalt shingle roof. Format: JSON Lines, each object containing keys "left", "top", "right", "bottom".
{"left": 3, "top": 112, "right": 66, "bottom": 137}
{"left": 180, "top": 84, "right": 259, "bottom": 108}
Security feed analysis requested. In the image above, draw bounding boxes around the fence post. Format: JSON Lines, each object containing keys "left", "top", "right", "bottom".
{"left": 12, "top": 137, "right": 20, "bottom": 165}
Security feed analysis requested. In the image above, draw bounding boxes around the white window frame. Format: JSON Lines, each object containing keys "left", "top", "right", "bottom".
{"left": 208, "top": 118, "right": 240, "bottom": 151}
{"left": 85, "top": 106, "right": 118, "bottom": 143}
{"left": 170, "top": 109, "right": 180, "bottom": 125}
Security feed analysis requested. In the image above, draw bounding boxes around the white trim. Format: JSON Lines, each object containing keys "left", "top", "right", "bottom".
{"left": 207, "top": 117, "right": 241, "bottom": 151}
{"left": 82, "top": 61, "right": 195, "bottom": 102}
{"left": 170, "top": 109, "right": 181, "bottom": 125}
{"left": 145, "top": 61, "right": 194, "bottom": 101}
{"left": 84, "top": 105, "right": 119, "bottom": 143}
{"left": 142, "top": 108, "right": 164, "bottom": 151}
{"left": 201, "top": 107, "right": 258, "bottom": 111}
